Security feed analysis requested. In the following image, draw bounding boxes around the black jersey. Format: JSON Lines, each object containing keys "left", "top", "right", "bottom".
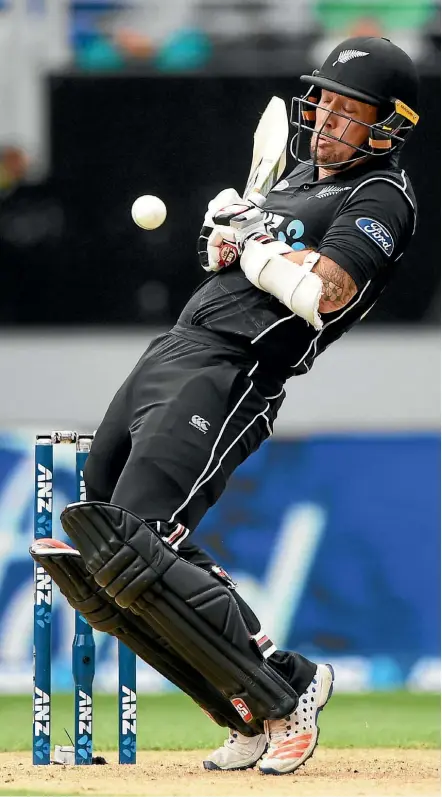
{"left": 178, "top": 157, "right": 417, "bottom": 381}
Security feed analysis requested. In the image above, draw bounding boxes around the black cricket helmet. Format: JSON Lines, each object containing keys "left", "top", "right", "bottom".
{"left": 291, "top": 36, "right": 420, "bottom": 168}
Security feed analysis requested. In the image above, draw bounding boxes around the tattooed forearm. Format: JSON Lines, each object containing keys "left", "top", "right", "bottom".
{"left": 312, "top": 256, "right": 357, "bottom": 313}
{"left": 283, "top": 249, "right": 358, "bottom": 313}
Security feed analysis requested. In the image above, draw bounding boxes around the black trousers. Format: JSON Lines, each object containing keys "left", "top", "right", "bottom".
{"left": 84, "top": 327, "right": 316, "bottom": 698}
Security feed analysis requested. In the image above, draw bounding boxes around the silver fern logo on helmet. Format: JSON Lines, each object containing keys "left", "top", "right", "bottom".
{"left": 333, "top": 49, "right": 369, "bottom": 67}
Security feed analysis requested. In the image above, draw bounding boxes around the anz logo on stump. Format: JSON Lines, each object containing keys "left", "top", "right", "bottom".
{"left": 356, "top": 217, "right": 394, "bottom": 257}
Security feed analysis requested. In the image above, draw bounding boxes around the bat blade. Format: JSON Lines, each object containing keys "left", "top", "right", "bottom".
{"left": 243, "top": 96, "right": 289, "bottom": 200}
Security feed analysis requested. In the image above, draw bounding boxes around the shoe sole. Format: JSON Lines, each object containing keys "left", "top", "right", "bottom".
{"left": 259, "top": 664, "right": 335, "bottom": 776}
{"left": 203, "top": 759, "right": 259, "bottom": 771}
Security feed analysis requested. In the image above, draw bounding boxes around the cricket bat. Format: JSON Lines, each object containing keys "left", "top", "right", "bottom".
{"left": 243, "top": 96, "right": 289, "bottom": 201}
{"left": 216, "top": 97, "right": 289, "bottom": 268}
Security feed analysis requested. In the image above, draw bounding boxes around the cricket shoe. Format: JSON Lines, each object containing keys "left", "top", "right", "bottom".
{"left": 203, "top": 730, "right": 267, "bottom": 771}
{"left": 258, "top": 663, "right": 334, "bottom": 775}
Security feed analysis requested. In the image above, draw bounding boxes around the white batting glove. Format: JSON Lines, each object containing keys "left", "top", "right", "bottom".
{"left": 198, "top": 188, "right": 242, "bottom": 272}
{"left": 209, "top": 194, "right": 269, "bottom": 270}
{"left": 198, "top": 190, "right": 268, "bottom": 272}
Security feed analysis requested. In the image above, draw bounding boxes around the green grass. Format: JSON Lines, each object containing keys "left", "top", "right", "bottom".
{"left": 0, "top": 792, "right": 52, "bottom": 796}
{"left": 0, "top": 792, "right": 50, "bottom": 796}
{"left": 1, "top": 692, "right": 439, "bottom": 752}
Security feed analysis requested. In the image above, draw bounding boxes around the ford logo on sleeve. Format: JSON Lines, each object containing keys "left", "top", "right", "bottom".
{"left": 356, "top": 218, "right": 394, "bottom": 257}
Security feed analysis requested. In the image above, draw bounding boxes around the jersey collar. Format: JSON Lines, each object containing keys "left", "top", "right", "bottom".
{"left": 306, "top": 154, "right": 397, "bottom": 185}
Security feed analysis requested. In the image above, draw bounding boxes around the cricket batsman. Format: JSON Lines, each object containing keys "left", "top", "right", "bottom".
{"left": 31, "top": 37, "right": 419, "bottom": 775}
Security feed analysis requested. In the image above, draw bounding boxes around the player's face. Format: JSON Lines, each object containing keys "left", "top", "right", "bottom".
{"left": 311, "top": 90, "right": 378, "bottom": 166}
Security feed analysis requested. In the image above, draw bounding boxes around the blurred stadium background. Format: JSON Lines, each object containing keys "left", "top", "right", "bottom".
{"left": 0, "top": 0, "right": 440, "bottom": 715}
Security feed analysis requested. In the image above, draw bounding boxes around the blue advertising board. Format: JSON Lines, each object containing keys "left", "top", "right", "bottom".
{"left": 0, "top": 430, "right": 439, "bottom": 693}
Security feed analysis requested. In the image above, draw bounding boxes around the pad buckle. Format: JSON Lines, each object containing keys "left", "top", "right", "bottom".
{"left": 211, "top": 565, "right": 237, "bottom": 590}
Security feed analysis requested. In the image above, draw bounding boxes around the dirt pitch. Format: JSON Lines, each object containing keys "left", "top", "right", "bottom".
{"left": 0, "top": 750, "right": 440, "bottom": 796}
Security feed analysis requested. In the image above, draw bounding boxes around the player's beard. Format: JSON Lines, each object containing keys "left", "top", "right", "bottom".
{"left": 310, "top": 133, "right": 353, "bottom": 166}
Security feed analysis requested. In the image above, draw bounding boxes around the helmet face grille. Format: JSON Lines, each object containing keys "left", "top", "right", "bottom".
{"left": 290, "top": 91, "right": 416, "bottom": 170}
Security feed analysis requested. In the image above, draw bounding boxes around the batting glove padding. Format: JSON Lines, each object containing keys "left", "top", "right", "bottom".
{"left": 198, "top": 190, "right": 268, "bottom": 272}
{"left": 198, "top": 188, "right": 242, "bottom": 272}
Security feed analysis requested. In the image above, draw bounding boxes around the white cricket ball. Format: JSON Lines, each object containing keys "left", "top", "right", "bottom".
{"left": 131, "top": 195, "right": 167, "bottom": 230}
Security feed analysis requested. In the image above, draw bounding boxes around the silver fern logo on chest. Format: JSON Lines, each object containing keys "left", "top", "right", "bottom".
{"left": 309, "top": 185, "right": 352, "bottom": 200}
{"left": 333, "top": 49, "right": 369, "bottom": 67}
